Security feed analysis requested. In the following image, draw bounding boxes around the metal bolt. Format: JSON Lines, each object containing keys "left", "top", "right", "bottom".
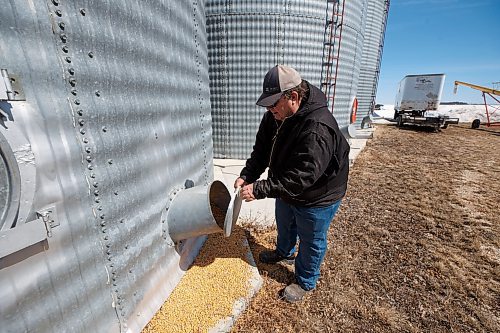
{"left": 94, "top": 190, "right": 99, "bottom": 196}
{"left": 85, "top": 147, "right": 91, "bottom": 153}
{"left": 106, "top": 243, "right": 110, "bottom": 248}
{"left": 83, "top": 138, "right": 89, "bottom": 143}
{"left": 65, "top": 56, "right": 71, "bottom": 63}
{"left": 77, "top": 109, "right": 83, "bottom": 116}
{"left": 52, "top": 0, "right": 59, "bottom": 6}
{"left": 71, "top": 89, "right": 77, "bottom": 95}
{"left": 102, "top": 126, "right": 107, "bottom": 132}
{"left": 80, "top": 8, "right": 86, "bottom": 16}
{"left": 88, "top": 51, "right": 94, "bottom": 58}
{"left": 87, "top": 164, "right": 93, "bottom": 170}
{"left": 74, "top": 99, "right": 80, "bottom": 105}
{"left": 90, "top": 172, "right": 96, "bottom": 178}
{"left": 125, "top": 245, "right": 129, "bottom": 250}
{"left": 60, "top": 34, "right": 67, "bottom": 43}
{"left": 55, "top": 9, "right": 62, "bottom": 17}
{"left": 102, "top": 227, "right": 107, "bottom": 233}
{"left": 93, "top": 182, "right": 98, "bottom": 188}
{"left": 107, "top": 159, "right": 113, "bottom": 165}
{"left": 104, "top": 235, "right": 109, "bottom": 240}
{"left": 79, "top": 119, "right": 85, "bottom": 126}
{"left": 62, "top": 45, "right": 68, "bottom": 53}
{"left": 95, "top": 90, "right": 101, "bottom": 97}
{"left": 59, "top": 22, "right": 65, "bottom": 30}
{"left": 120, "top": 219, "right": 124, "bottom": 224}
{"left": 101, "top": 221, "right": 106, "bottom": 227}
{"left": 100, "top": 214, "right": 105, "bottom": 219}
{"left": 114, "top": 191, "right": 118, "bottom": 195}
{"left": 68, "top": 67, "right": 75, "bottom": 75}
{"left": 95, "top": 198, "right": 100, "bottom": 203}
{"left": 69, "top": 78, "right": 76, "bottom": 86}
{"left": 80, "top": 128, "right": 86, "bottom": 135}
{"left": 97, "top": 205, "right": 102, "bottom": 210}
{"left": 86, "top": 155, "right": 91, "bottom": 162}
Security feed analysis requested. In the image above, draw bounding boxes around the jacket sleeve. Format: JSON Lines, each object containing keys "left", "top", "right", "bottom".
{"left": 239, "top": 112, "right": 275, "bottom": 183}
{"left": 253, "top": 123, "right": 335, "bottom": 199}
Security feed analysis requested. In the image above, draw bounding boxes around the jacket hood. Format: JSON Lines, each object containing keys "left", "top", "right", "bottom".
{"left": 294, "top": 81, "right": 329, "bottom": 118}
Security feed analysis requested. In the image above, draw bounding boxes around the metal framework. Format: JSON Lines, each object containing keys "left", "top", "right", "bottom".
{"left": 320, "top": 0, "right": 345, "bottom": 111}
{"left": 454, "top": 80, "right": 500, "bottom": 127}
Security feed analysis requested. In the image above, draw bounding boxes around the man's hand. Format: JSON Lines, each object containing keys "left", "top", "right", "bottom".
{"left": 234, "top": 177, "right": 247, "bottom": 189}
{"left": 240, "top": 184, "right": 256, "bottom": 202}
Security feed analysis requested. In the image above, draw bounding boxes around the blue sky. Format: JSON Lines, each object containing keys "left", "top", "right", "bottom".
{"left": 376, "top": 0, "right": 500, "bottom": 104}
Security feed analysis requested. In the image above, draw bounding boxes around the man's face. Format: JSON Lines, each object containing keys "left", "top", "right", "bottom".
{"left": 267, "top": 96, "right": 293, "bottom": 121}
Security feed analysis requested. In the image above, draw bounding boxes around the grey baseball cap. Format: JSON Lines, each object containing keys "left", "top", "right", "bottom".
{"left": 256, "top": 65, "right": 302, "bottom": 107}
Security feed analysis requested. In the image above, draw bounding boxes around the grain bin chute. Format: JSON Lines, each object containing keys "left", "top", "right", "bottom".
{"left": 0, "top": 1, "right": 231, "bottom": 332}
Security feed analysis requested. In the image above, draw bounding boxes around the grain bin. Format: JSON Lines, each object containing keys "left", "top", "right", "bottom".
{"left": 0, "top": 1, "right": 235, "bottom": 332}
{"left": 206, "top": 0, "right": 369, "bottom": 159}
{"left": 355, "top": 0, "right": 390, "bottom": 129}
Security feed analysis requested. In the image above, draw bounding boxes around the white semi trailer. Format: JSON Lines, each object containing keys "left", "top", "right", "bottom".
{"left": 393, "top": 74, "right": 458, "bottom": 130}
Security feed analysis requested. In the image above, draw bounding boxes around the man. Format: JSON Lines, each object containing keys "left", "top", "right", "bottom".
{"left": 235, "top": 65, "right": 350, "bottom": 302}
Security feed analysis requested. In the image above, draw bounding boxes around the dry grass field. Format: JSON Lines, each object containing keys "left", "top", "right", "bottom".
{"left": 233, "top": 124, "right": 500, "bottom": 332}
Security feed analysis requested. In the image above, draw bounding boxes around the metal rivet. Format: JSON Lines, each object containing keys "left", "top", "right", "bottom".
{"left": 85, "top": 147, "right": 91, "bottom": 153}
{"left": 69, "top": 78, "right": 76, "bottom": 86}
{"left": 55, "top": 9, "right": 62, "bottom": 17}
{"left": 52, "top": 0, "right": 59, "bottom": 6}
{"left": 87, "top": 164, "right": 93, "bottom": 170}
{"left": 97, "top": 205, "right": 102, "bottom": 210}
{"left": 95, "top": 198, "right": 100, "bottom": 203}
{"left": 83, "top": 138, "right": 89, "bottom": 143}
{"left": 60, "top": 34, "right": 67, "bottom": 43}
{"left": 90, "top": 173, "right": 96, "bottom": 178}
{"left": 80, "top": 8, "right": 86, "bottom": 16}
{"left": 68, "top": 67, "right": 75, "bottom": 75}
{"left": 74, "top": 99, "right": 80, "bottom": 105}
{"left": 88, "top": 51, "right": 94, "bottom": 58}
{"left": 79, "top": 119, "right": 85, "bottom": 126}
{"left": 100, "top": 214, "right": 105, "bottom": 219}
{"left": 102, "top": 227, "right": 107, "bottom": 233}
{"left": 114, "top": 191, "right": 118, "bottom": 195}
{"left": 102, "top": 126, "right": 107, "bottom": 132}
{"left": 104, "top": 235, "right": 109, "bottom": 240}
{"left": 95, "top": 90, "right": 100, "bottom": 97}
{"left": 59, "top": 22, "right": 65, "bottom": 30}
{"left": 120, "top": 219, "right": 124, "bottom": 224}
{"left": 65, "top": 56, "right": 71, "bottom": 63}
{"left": 62, "top": 45, "right": 68, "bottom": 53}
{"left": 86, "top": 155, "right": 92, "bottom": 162}
{"left": 71, "top": 89, "right": 77, "bottom": 96}
{"left": 80, "top": 128, "right": 86, "bottom": 135}
{"left": 94, "top": 190, "right": 99, "bottom": 196}
{"left": 107, "top": 159, "right": 113, "bottom": 165}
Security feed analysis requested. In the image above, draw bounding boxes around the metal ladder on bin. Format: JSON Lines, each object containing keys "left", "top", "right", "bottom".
{"left": 320, "top": 0, "right": 345, "bottom": 112}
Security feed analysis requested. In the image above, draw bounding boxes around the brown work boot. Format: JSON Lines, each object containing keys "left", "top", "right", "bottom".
{"left": 258, "top": 250, "right": 295, "bottom": 265}
{"left": 282, "top": 283, "right": 311, "bottom": 302}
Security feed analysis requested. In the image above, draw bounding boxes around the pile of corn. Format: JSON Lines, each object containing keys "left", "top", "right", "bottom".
{"left": 142, "top": 227, "right": 252, "bottom": 333}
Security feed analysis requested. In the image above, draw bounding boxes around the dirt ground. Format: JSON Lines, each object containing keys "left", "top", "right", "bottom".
{"left": 233, "top": 124, "right": 500, "bottom": 333}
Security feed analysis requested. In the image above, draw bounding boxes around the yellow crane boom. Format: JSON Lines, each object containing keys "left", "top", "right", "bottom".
{"left": 454, "top": 80, "right": 500, "bottom": 96}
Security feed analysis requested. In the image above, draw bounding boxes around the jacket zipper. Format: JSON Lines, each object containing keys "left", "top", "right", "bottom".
{"left": 268, "top": 118, "right": 286, "bottom": 168}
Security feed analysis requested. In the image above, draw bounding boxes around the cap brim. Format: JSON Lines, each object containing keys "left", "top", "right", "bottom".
{"left": 256, "top": 92, "right": 282, "bottom": 107}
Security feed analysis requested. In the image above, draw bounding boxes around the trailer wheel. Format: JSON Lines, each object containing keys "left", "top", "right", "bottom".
{"left": 396, "top": 115, "right": 403, "bottom": 127}
{"left": 471, "top": 119, "right": 480, "bottom": 129}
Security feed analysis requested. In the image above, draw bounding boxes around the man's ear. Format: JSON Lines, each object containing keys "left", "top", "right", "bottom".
{"left": 291, "top": 91, "right": 300, "bottom": 103}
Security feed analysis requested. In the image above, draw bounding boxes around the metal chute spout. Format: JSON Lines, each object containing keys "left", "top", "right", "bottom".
{"left": 167, "top": 180, "right": 240, "bottom": 242}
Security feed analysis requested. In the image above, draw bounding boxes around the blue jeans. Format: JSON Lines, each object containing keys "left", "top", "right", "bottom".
{"left": 275, "top": 198, "right": 342, "bottom": 290}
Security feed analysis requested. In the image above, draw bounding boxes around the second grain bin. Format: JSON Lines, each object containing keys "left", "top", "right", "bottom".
{"left": 206, "top": 0, "right": 369, "bottom": 159}
{"left": 356, "top": 0, "right": 390, "bottom": 129}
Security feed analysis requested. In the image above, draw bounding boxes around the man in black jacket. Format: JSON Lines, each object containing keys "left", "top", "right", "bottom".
{"left": 235, "top": 65, "right": 350, "bottom": 302}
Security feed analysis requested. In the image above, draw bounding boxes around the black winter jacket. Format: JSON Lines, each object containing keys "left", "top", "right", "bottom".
{"left": 240, "top": 82, "right": 350, "bottom": 207}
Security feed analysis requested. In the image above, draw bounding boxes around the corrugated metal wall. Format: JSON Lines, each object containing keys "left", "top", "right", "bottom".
{"left": 0, "top": 1, "right": 211, "bottom": 332}
{"left": 329, "top": 0, "right": 368, "bottom": 128}
{"left": 206, "top": 0, "right": 327, "bottom": 159}
{"left": 355, "top": 0, "right": 390, "bottom": 128}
